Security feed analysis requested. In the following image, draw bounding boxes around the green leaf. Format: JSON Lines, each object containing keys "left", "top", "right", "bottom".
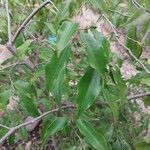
{"left": 0, "top": 129, "right": 8, "bottom": 139}
{"left": 144, "top": 97, "right": 150, "bottom": 106}
{"left": 45, "top": 23, "right": 57, "bottom": 34}
{"left": 103, "top": 89, "right": 119, "bottom": 120}
{"left": 91, "top": 29, "right": 110, "bottom": 57}
{"left": 19, "top": 93, "right": 39, "bottom": 117}
{"left": 135, "top": 140, "right": 150, "bottom": 150}
{"left": 31, "top": 65, "right": 45, "bottom": 83}
{"left": 41, "top": 117, "right": 67, "bottom": 145}
{"left": 98, "top": 123, "right": 113, "bottom": 140}
{"left": 0, "top": 90, "right": 11, "bottom": 107}
{"left": 17, "top": 40, "right": 33, "bottom": 59}
{"left": 77, "top": 67, "right": 100, "bottom": 116}
{"left": 110, "top": 67, "right": 127, "bottom": 108}
{"left": 57, "top": 21, "right": 78, "bottom": 53}
{"left": 45, "top": 45, "right": 71, "bottom": 105}
{"left": 126, "top": 25, "right": 142, "bottom": 58}
{"left": 55, "top": 0, "right": 72, "bottom": 27}
{"left": 81, "top": 32, "right": 108, "bottom": 75}
{"left": 77, "top": 119, "right": 108, "bottom": 150}
{"left": 89, "top": 0, "right": 108, "bottom": 13}
{"left": 15, "top": 80, "right": 37, "bottom": 97}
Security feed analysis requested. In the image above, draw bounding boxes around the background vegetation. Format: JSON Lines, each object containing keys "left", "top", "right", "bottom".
{"left": 0, "top": 0, "right": 150, "bottom": 149}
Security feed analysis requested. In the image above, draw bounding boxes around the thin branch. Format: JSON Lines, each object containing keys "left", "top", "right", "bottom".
{"left": 0, "top": 90, "right": 150, "bottom": 143}
{"left": 5, "top": 0, "right": 58, "bottom": 71}
{"left": 127, "top": 92, "right": 150, "bottom": 100}
{"left": 132, "top": 0, "right": 150, "bottom": 13}
{"left": 12, "top": 0, "right": 55, "bottom": 44}
{"left": 0, "top": 105, "right": 76, "bottom": 144}
{"left": 108, "top": 9, "right": 129, "bottom": 17}
{"left": 103, "top": 14, "right": 150, "bottom": 74}
{"left": 5, "top": 0, "right": 12, "bottom": 44}
{"left": 0, "top": 124, "right": 10, "bottom": 130}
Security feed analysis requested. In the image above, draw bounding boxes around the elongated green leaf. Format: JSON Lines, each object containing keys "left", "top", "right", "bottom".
{"left": 54, "top": 0, "right": 72, "bottom": 27}
{"left": 77, "top": 67, "right": 100, "bottom": 116}
{"left": 19, "top": 93, "right": 39, "bottom": 117}
{"left": 45, "top": 53, "right": 58, "bottom": 90}
{"left": 81, "top": 32, "right": 108, "bottom": 75}
{"left": 103, "top": 89, "right": 119, "bottom": 120}
{"left": 45, "top": 45, "right": 71, "bottom": 105}
{"left": 57, "top": 21, "right": 78, "bottom": 53}
{"left": 0, "top": 90, "right": 11, "bottom": 108}
{"left": 91, "top": 29, "right": 110, "bottom": 57}
{"left": 110, "top": 66, "right": 127, "bottom": 108}
{"left": 126, "top": 25, "right": 142, "bottom": 58}
{"left": 41, "top": 117, "right": 67, "bottom": 145}
{"left": 77, "top": 119, "right": 108, "bottom": 150}
{"left": 15, "top": 80, "right": 37, "bottom": 97}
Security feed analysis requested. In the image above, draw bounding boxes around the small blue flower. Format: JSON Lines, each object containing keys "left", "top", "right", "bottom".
{"left": 48, "top": 34, "right": 57, "bottom": 43}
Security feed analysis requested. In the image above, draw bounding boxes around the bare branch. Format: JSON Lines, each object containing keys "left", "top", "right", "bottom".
{"left": 103, "top": 14, "right": 150, "bottom": 74}
{"left": 12, "top": 0, "right": 55, "bottom": 44}
{"left": 5, "top": 0, "right": 12, "bottom": 44}
{"left": 0, "top": 105, "right": 76, "bottom": 144}
{"left": 127, "top": 92, "right": 150, "bottom": 100}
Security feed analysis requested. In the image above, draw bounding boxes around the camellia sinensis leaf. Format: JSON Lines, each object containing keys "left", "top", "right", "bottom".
{"left": 81, "top": 32, "right": 108, "bottom": 75}
{"left": 77, "top": 118, "right": 108, "bottom": 150}
{"left": 45, "top": 45, "right": 71, "bottom": 105}
{"left": 41, "top": 117, "right": 67, "bottom": 146}
{"left": 77, "top": 67, "right": 100, "bottom": 117}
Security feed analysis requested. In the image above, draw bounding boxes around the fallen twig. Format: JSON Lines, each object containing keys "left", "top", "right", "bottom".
{"left": 0, "top": 105, "right": 76, "bottom": 144}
